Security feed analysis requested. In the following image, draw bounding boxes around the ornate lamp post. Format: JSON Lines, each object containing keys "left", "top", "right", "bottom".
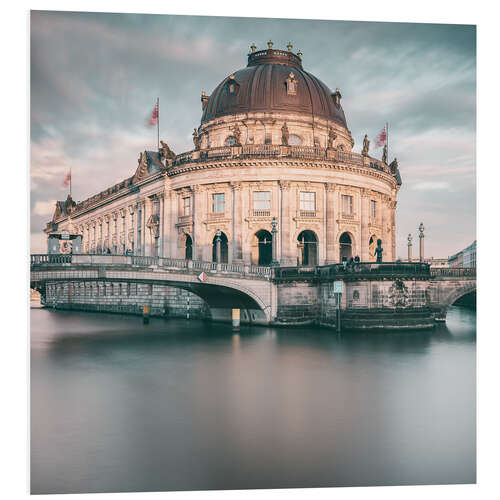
{"left": 215, "top": 229, "right": 222, "bottom": 264}
{"left": 271, "top": 217, "right": 279, "bottom": 266}
{"left": 407, "top": 233, "right": 413, "bottom": 262}
{"left": 418, "top": 222, "right": 425, "bottom": 262}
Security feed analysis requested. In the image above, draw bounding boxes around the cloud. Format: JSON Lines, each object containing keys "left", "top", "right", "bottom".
{"left": 33, "top": 200, "right": 57, "bottom": 217}
{"left": 412, "top": 182, "right": 451, "bottom": 191}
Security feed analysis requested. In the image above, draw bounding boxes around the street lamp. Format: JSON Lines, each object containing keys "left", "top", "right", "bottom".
{"left": 418, "top": 222, "right": 425, "bottom": 262}
{"left": 271, "top": 217, "right": 279, "bottom": 266}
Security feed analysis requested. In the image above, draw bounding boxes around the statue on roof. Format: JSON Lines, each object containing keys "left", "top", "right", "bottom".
{"left": 232, "top": 123, "right": 241, "bottom": 145}
{"left": 382, "top": 144, "right": 388, "bottom": 164}
{"left": 362, "top": 134, "right": 370, "bottom": 156}
{"left": 159, "top": 140, "right": 176, "bottom": 161}
{"left": 327, "top": 127, "right": 337, "bottom": 149}
{"left": 389, "top": 157, "right": 398, "bottom": 174}
{"left": 281, "top": 122, "right": 289, "bottom": 146}
{"left": 192, "top": 128, "right": 200, "bottom": 150}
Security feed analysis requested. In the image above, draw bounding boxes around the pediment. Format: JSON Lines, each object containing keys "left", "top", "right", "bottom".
{"left": 132, "top": 152, "right": 149, "bottom": 184}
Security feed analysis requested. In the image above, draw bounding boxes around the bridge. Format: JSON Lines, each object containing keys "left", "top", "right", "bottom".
{"left": 30, "top": 254, "right": 476, "bottom": 329}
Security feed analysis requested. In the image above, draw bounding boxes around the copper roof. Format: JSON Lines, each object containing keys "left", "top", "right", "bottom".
{"left": 201, "top": 48, "right": 348, "bottom": 128}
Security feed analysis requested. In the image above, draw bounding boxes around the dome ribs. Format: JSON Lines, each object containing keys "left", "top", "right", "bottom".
{"left": 200, "top": 48, "right": 348, "bottom": 128}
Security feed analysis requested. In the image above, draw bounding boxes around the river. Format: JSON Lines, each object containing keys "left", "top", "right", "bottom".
{"left": 30, "top": 305, "right": 476, "bottom": 494}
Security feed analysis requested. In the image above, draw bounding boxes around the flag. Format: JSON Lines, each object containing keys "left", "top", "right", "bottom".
{"left": 149, "top": 100, "right": 159, "bottom": 126}
{"left": 62, "top": 170, "right": 71, "bottom": 188}
{"left": 375, "top": 126, "right": 387, "bottom": 148}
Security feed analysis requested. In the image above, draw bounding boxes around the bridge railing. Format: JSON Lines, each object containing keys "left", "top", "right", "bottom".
{"left": 30, "top": 254, "right": 272, "bottom": 278}
{"left": 31, "top": 254, "right": 73, "bottom": 265}
{"left": 273, "top": 262, "right": 432, "bottom": 280}
{"left": 430, "top": 267, "right": 476, "bottom": 278}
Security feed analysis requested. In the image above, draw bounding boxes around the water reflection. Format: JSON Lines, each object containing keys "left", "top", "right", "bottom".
{"left": 31, "top": 306, "right": 476, "bottom": 494}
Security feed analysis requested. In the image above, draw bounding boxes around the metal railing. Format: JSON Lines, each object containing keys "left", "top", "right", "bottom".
{"left": 170, "top": 145, "right": 389, "bottom": 172}
{"left": 273, "top": 262, "right": 433, "bottom": 280}
{"left": 31, "top": 254, "right": 73, "bottom": 265}
{"left": 30, "top": 254, "right": 273, "bottom": 278}
{"left": 430, "top": 267, "right": 476, "bottom": 278}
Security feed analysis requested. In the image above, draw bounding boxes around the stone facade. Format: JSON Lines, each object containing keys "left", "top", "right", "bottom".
{"left": 46, "top": 45, "right": 401, "bottom": 270}
{"left": 44, "top": 280, "right": 207, "bottom": 318}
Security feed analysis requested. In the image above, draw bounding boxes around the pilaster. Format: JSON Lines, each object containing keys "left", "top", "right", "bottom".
{"left": 325, "top": 183, "right": 337, "bottom": 263}
{"left": 231, "top": 181, "right": 243, "bottom": 262}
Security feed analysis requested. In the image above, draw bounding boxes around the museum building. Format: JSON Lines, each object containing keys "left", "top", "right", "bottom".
{"left": 45, "top": 42, "right": 402, "bottom": 268}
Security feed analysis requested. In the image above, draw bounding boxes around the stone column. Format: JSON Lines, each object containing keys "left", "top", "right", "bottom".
{"left": 333, "top": 186, "right": 342, "bottom": 262}
{"left": 120, "top": 208, "right": 126, "bottom": 254}
{"left": 215, "top": 229, "right": 222, "bottom": 263}
{"left": 160, "top": 193, "right": 165, "bottom": 258}
{"left": 91, "top": 220, "right": 96, "bottom": 253}
{"left": 231, "top": 182, "right": 243, "bottom": 262}
{"left": 380, "top": 196, "right": 387, "bottom": 261}
{"left": 390, "top": 200, "right": 397, "bottom": 261}
{"left": 408, "top": 233, "right": 413, "bottom": 261}
{"left": 360, "top": 188, "right": 370, "bottom": 262}
{"left": 144, "top": 197, "right": 152, "bottom": 256}
{"left": 279, "top": 181, "right": 294, "bottom": 265}
{"left": 135, "top": 202, "right": 141, "bottom": 255}
{"left": 128, "top": 206, "right": 134, "bottom": 254}
{"left": 192, "top": 186, "right": 204, "bottom": 261}
{"left": 325, "top": 183, "right": 337, "bottom": 263}
{"left": 169, "top": 191, "right": 179, "bottom": 258}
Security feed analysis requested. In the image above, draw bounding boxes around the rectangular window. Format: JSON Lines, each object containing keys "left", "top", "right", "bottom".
{"left": 253, "top": 191, "right": 271, "bottom": 210}
{"left": 212, "top": 193, "right": 225, "bottom": 213}
{"left": 183, "top": 197, "right": 191, "bottom": 216}
{"left": 370, "top": 200, "right": 376, "bottom": 218}
{"left": 300, "top": 192, "right": 316, "bottom": 211}
{"left": 264, "top": 133, "right": 272, "bottom": 144}
{"left": 342, "top": 194, "right": 353, "bottom": 214}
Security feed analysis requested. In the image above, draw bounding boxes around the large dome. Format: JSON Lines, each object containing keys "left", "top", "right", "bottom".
{"left": 201, "top": 47, "right": 348, "bottom": 128}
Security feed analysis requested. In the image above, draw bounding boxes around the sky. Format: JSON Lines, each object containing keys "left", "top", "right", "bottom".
{"left": 30, "top": 11, "right": 476, "bottom": 258}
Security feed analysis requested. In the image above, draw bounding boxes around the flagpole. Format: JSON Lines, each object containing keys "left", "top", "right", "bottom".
{"left": 386, "top": 122, "right": 389, "bottom": 160}
{"left": 70, "top": 166, "right": 72, "bottom": 197}
{"left": 157, "top": 97, "right": 160, "bottom": 152}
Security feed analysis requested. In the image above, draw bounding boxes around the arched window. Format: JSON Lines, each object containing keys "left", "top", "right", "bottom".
{"left": 185, "top": 234, "right": 193, "bottom": 260}
{"left": 251, "top": 230, "right": 273, "bottom": 266}
{"left": 288, "top": 134, "right": 302, "bottom": 145}
{"left": 297, "top": 230, "right": 318, "bottom": 266}
{"left": 212, "top": 231, "right": 229, "bottom": 263}
{"left": 224, "top": 135, "right": 237, "bottom": 146}
{"left": 339, "top": 232, "right": 353, "bottom": 262}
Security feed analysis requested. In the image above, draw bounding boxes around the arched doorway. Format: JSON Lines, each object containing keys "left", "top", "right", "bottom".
{"left": 339, "top": 232, "right": 353, "bottom": 262}
{"left": 251, "top": 230, "right": 273, "bottom": 265}
{"left": 297, "top": 230, "right": 318, "bottom": 265}
{"left": 184, "top": 234, "right": 193, "bottom": 260}
{"left": 212, "top": 231, "right": 228, "bottom": 263}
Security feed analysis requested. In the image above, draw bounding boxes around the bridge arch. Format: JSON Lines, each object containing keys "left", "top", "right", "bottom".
{"left": 437, "top": 283, "right": 476, "bottom": 320}
{"left": 30, "top": 263, "right": 273, "bottom": 324}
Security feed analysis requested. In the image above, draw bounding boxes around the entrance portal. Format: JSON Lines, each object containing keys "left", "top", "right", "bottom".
{"left": 212, "top": 231, "right": 228, "bottom": 263}
{"left": 185, "top": 234, "right": 193, "bottom": 260}
{"left": 297, "top": 230, "right": 318, "bottom": 265}
{"left": 339, "top": 232, "right": 353, "bottom": 262}
{"left": 252, "top": 230, "right": 273, "bottom": 266}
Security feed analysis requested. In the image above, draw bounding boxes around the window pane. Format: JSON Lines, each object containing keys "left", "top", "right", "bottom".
{"left": 253, "top": 191, "right": 271, "bottom": 209}
{"left": 300, "top": 192, "right": 316, "bottom": 211}
{"left": 183, "top": 197, "right": 191, "bottom": 216}
{"left": 370, "top": 200, "right": 376, "bottom": 218}
{"left": 212, "top": 193, "right": 225, "bottom": 213}
{"left": 342, "top": 195, "right": 353, "bottom": 214}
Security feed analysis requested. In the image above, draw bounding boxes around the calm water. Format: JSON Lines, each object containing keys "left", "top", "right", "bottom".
{"left": 30, "top": 305, "right": 476, "bottom": 494}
